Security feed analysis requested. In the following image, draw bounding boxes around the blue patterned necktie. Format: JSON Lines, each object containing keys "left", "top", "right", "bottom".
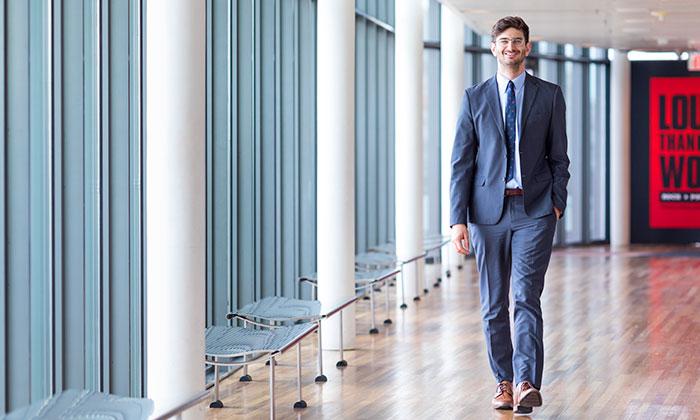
{"left": 505, "top": 80, "right": 516, "bottom": 183}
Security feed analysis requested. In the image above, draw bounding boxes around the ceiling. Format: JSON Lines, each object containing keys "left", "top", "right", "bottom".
{"left": 444, "top": 0, "right": 700, "bottom": 51}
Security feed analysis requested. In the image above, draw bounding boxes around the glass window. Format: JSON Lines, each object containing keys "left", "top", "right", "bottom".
{"left": 588, "top": 48, "right": 608, "bottom": 241}
{"left": 423, "top": 47, "right": 441, "bottom": 236}
{"left": 480, "top": 35, "right": 497, "bottom": 82}
{"left": 423, "top": 0, "right": 440, "bottom": 42}
{"left": 563, "top": 45, "right": 584, "bottom": 244}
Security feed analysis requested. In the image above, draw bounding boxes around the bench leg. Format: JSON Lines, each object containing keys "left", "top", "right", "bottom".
{"left": 424, "top": 258, "right": 431, "bottom": 294}
{"left": 445, "top": 247, "right": 451, "bottom": 279}
{"left": 294, "top": 343, "right": 307, "bottom": 408}
{"left": 413, "top": 262, "right": 421, "bottom": 302}
{"left": 315, "top": 321, "right": 327, "bottom": 382}
{"left": 336, "top": 310, "right": 347, "bottom": 368}
{"left": 400, "top": 266, "right": 408, "bottom": 309}
{"left": 209, "top": 364, "right": 223, "bottom": 408}
{"left": 269, "top": 356, "right": 276, "bottom": 420}
{"left": 369, "top": 286, "right": 378, "bottom": 334}
{"left": 384, "top": 278, "right": 392, "bottom": 324}
{"left": 240, "top": 321, "right": 252, "bottom": 382}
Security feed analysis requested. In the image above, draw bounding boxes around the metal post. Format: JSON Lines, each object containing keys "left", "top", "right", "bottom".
{"left": 336, "top": 310, "right": 347, "bottom": 367}
{"left": 413, "top": 261, "right": 421, "bottom": 301}
{"left": 293, "top": 343, "right": 307, "bottom": 408}
{"left": 214, "top": 364, "right": 219, "bottom": 401}
{"left": 209, "top": 361, "right": 223, "bottom": 408}
{"left": 315, "top": 321, "right": 327, "bottom": 382}
{"left": 369, "top": 284, "right": 378, "bottom": 334}
{"left": 240, "top": 320, "right": 251, "bottom": 381}
{"left": 383, "top": 277, "right": 392, "bottom": 324}
{"left": 400, "top": 263, "right": 407, "bottom": 309}
{"left": 269, "top": 356, "right": 276, "bottom": 420}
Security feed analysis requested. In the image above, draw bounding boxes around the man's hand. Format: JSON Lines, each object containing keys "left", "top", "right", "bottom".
{"left": 451, "top": 224, "right": 470, "bottom": 255}
{"left": 554, "top": 207, "right": 562, "bottom": 220}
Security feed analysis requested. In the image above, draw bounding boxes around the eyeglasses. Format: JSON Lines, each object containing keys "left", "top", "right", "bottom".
{"left": 495, "top": 37, "right": 525, "bottom": 47}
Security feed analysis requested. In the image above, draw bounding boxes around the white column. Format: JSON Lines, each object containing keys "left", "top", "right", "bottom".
{"left": 146, "top": 0, "right": 205, "bottom": 417}
{"left": 440, "top": 4, "right": 465, "bottom": 273}
{"left": 610, "top": 49, "right": 631, "bottom": 248}
{"left": 395, "top": 0, "right": 424, "bottom": 303}
{"left": 317, "top": 0, "right": 356, "bottom": 349}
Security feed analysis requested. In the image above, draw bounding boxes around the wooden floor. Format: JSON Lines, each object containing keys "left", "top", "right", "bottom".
{"left": 202, "top": 245, "right": 700, "bottom": 419}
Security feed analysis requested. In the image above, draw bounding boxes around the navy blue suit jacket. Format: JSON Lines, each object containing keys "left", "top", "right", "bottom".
{"left": 450, "top": 73, "right": 570, "bottom": 226}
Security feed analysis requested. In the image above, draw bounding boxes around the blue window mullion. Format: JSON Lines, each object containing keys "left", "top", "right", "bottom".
{"left": 28, "top": 0, "right": 53, "bottom": 402}
{"left": 83, "top": 0, "right": 103, "bottom": 391}
{"left": 52, "top": 0, "right": 64, "bottom": 397}
{"left": 128, "top": 0, "right": 145, "bottom": 396}
{"left": 99, "top": 0, "right": 111, "bottom": 393}
{"left": 0, "top": 0, "right": 7, "bottom": 411}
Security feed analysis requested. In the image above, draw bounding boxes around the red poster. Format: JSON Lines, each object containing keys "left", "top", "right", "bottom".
{"left": 649, "top": 77, "right": 700, "bottom": 228}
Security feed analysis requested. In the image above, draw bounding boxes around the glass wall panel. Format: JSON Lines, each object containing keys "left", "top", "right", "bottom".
{"left": 563, "top": 44, "right": 584, "bottom": 244}
{"left": 355, "top": 9, "right": 395, "bottom": 252}
{"left": 588, "top": 48, "right": 608, "bottom": 241}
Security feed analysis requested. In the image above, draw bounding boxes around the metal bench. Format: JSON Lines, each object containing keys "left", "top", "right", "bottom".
{"left": 299, "top": 267, "right": 401, "bottom": 334}
{"left": 205, "top": 322, "right": 317, "bottom": 419}
{"left": 368, "top": 236, "right": 451, "bottom": 296}
{"left": 229, "top": 295, "right": 357, "bottom": 383}
{"left": 2, "top": 389, "right": 153, "bottom": 420}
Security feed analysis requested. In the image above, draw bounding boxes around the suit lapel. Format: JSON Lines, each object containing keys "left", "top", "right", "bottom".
{"left": 486, "top": 76, "right": 505, "bottom": 140}
{"left": 520, "top": 73, "right": 539, "bottom": 140}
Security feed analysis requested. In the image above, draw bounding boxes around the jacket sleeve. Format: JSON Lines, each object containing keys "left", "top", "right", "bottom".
{"left": 547, "top": 85, "right": 571, "bottom": 216}
{"left": 450, "top": 89, "right": 477, "bottom": 227}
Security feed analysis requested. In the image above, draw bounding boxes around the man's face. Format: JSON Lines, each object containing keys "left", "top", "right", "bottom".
{"left": 490, "top": 27, "right": 531, "bottom": 68}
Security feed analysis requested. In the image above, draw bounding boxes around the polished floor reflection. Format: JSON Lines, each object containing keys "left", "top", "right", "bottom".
{"left": 203, "top": 245, "right": 700, "bottom": 419}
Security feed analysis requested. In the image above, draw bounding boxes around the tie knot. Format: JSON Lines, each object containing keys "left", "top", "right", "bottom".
{"left": 507, "top": 80, "right": 515, "bottom": 93}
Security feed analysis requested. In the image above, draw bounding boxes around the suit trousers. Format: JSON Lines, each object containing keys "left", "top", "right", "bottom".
{"left": 469, "top": 194, "right": 556, "bottom": 389}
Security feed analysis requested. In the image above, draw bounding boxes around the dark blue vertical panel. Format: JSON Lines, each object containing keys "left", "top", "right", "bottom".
{"left": 0, "top": 0, "right": 6, "bottom": 411}
{"left": 83, "top": 0, "right": 102, "bottom": 391}
{"left": 99, "top": 0, "right": 112, "bottom": 392}
{"left": 387, "top": 35, "right": 395, "bottom": 241}
{"left": 252, "top": 0, "right": 263, "bottom": 301}
{"left": 424, "top": 48, "right": 441, "bottom": 236}
{"left": 108, "top": 0, "right": 130, "bottom": 395}
{"left": 52, "top": 0, "right": 64, "bottom": 395}
{"left": 279, "top": 0, "right": 296, "bottom": 298}
{"left": 236, "top": 0, "right": 255, "bottom": 307}
{"left": 205, "top": 0, "right": 213, "bottom": 326}
{"left": 297, "top": 0, "right": 316, "bottom": 300}
{"left": 377, "top": 29, "right": 387, "bottom": 244}
{"left": 211, "top": 0, "right": 232, "bottom": 324}
{"left": 127, "top": 0, "right": 145, "bottom": 396}
{"left": 387, "top": 0, "right": 394, "bottom": 27}
{"left": 366, "top": 17, "right": 378, "bottom": 248}
{"left": 356, "top": 0, "right": 366, "bottom": 15}
{"left": 61, "top": 0, "right": 86, "bottom": 392}
{"left": 6, "top": 0, "right": 32, "bottom": 409}
{"left": 355, "top": 18, "right": 367, "bottom": 253}
{"left": 229, "top": 0, "right": 239, "bottom": 312}
{"left": 28, "top": 0, "right": 52, "bottom": 401}
{"left": 377, "top": 0, "right": 386, "bottom": 25}
{"left": 259, "top": 0, "right": 276, "bottom": 298}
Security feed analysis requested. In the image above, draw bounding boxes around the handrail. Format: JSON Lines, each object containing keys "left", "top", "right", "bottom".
{"left": 151, "top": 390, "right": 210, "bottom": 420}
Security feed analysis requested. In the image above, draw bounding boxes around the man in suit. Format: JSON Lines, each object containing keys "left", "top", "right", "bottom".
{"left": 450, "top": 16, "right": 570, "bottom": 414}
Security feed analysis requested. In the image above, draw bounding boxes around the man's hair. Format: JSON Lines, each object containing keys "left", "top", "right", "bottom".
{"left": 491, "top": 16, "right": 529, "bottom": 43}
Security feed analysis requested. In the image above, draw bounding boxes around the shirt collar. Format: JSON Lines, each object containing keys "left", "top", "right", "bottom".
{"left": 496, "top": 70, "right": 527, "bottom": 94}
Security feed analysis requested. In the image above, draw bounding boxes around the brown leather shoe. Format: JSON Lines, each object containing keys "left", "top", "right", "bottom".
{"left": 491, "top": 380, "right": 513, "bottom": 410}
{"left": 514, "top": 381, "right": 542, "bottom": 414}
